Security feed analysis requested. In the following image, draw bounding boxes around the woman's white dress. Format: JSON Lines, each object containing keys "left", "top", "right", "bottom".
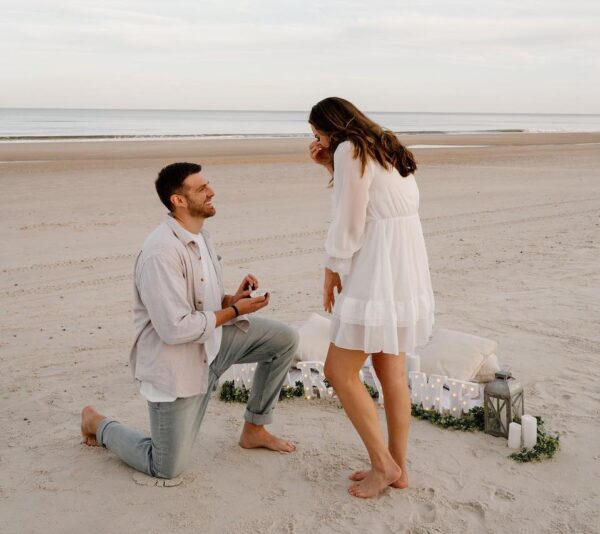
{"left": 325, "top": 141, "right": 435, "bottom": 355}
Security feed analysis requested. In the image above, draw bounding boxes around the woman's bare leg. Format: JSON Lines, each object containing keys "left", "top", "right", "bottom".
{"left": 324, "top": 343, "right": 401, "bottom": 498}
{"left": 350, "top": 352, "right": 410, "bottom": 488}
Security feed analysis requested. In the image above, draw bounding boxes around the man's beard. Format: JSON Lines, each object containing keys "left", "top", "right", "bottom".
{"left": 186, "top": 198, "right": 216, "bottom": 218}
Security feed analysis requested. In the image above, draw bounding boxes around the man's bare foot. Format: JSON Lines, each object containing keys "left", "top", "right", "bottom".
{"left": 349, "top": 466, "right": 409, "bottom": 489}
{"left": 80, "top": 406, "right": 105, "bottom": 447}
{"left": 348, "top": 463, "right": 402, "bottom": 498}
{"left": 239, "top": 422, "right": 296, "bottom": 453}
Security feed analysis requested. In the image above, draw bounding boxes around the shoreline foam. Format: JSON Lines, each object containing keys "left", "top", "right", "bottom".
{"left": 7, "top": 128, "right": 597, "bottom": 144}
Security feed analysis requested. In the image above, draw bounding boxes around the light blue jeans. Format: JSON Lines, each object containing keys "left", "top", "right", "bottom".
{"left": 96, "top": 317, "right": 298, "bottom": 479}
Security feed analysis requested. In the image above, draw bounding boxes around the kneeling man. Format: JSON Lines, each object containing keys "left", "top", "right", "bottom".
{"left": 81, "top": 162, "right": 298, "bottom": 479}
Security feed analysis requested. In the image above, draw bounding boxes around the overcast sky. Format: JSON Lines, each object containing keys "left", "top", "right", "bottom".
{"left": 1, "top": 0, "right": 599, "bottom": 113}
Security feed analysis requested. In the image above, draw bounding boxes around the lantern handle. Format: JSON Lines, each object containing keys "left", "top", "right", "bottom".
{"left": 494, "top": 370, "right": 513, "bottom": 381}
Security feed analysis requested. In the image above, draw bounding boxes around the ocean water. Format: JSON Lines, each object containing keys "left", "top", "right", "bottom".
{"left": 1, "top": 108, "right": 599, "bottom": 141}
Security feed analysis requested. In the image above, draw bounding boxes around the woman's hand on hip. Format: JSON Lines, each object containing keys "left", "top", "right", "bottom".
{"left": 323, "top": 268, "right": 342, "bottom": 313}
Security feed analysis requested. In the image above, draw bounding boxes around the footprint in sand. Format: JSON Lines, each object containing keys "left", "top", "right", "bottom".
{"left": 458, "top": 500, "right": 487, "bottom": 518}
{"left": 470, "top": 447, "right": 486, "bottom": 459}
{"left": 414, "top": 502, "right": 437, "bottom": 523}
{"left": 302, "top": 467, "right": 321, "bottom": 482}
{"left": 415, "top": 486, "right": 436, "bottom": 499}
{"left": 493, "top": 488, "right": 516, "bottom": 501}
{"left": 132, "top": 472, "right": 186, "bottom": 487}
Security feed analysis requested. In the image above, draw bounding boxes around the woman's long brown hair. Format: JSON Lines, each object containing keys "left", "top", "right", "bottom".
{"left": 309, "top": 97, "right": 417, "bottom": 177}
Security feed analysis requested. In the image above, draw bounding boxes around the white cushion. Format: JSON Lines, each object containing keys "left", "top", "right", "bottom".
{"left": 473, "top": 353, "right": 501, "bottom": 383}
{"left": 418, "top": 328, "right": 498, "bottom": 382}
{"left": 295, "top": 313, "right": 331, "bottom": 363}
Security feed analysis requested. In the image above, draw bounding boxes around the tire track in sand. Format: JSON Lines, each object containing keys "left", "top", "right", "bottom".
{"left": 2, "top": 206, "right": 597, "bottom": 297}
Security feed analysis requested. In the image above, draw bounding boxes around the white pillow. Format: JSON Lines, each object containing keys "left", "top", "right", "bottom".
{"left": 295, "top": 313, "right": 331, "bottom": 363}
{"left": 473, "top": 353, "right": 501, "bottom": 383}
{"left": 418, "top": 328, "right": 498, "bottom": 382}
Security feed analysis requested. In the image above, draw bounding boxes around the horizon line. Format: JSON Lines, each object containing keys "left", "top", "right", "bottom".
{"left": 1, "top": 107, "right": 599, "bottom": 117}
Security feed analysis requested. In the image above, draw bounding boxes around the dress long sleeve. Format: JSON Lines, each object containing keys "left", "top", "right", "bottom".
{"left": 325, "top": 141, "right": 372, "bottom": 275}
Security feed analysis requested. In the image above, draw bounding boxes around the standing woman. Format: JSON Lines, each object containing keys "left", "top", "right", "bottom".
{"left": 308, "top": 97, "right": 434, "bottom": 498}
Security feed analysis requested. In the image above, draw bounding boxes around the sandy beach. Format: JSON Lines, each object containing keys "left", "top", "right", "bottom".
{"left": 1, "top": 132, "right": 599, "bottom": 533}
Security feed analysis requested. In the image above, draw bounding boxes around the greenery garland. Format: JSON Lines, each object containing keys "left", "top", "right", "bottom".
{"left": 220, "top": 380, "right": 305, "bottom": 403}
{"left": 411, "top": 404, "right": 485, "bottom": 431}
{"left": 411, "top": 405, "right": 559, "bottom": 463}
{"left": 219, "top": 381, "right": 559, "bottom": 463}
{"left": 220, "top": 380, "right": 375, "bottom": 403}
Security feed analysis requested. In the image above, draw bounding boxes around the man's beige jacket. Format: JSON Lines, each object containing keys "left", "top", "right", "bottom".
{"left": 129, "top": 215, "right": 247, "bottom": 398}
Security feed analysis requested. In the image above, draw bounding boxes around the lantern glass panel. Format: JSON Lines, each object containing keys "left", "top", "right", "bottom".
{"left": 485, "top": 395, "right": 510, "bottom": 437}
{"left": 512, "top": 392, "right": 524, "bottom": 423}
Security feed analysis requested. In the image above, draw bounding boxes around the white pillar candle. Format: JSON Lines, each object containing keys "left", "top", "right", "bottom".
{"left": 522, "top": 414, "right": 537, "bottom": 449}
{"left": 508, "top": 422, "right": 522, "bottom": 449}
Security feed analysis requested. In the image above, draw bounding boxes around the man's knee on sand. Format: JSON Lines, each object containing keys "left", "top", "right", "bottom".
{"left": 152, "top": 454, "right": 187, "bottom": 480}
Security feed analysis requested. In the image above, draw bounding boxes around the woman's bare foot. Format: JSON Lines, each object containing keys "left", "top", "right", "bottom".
{"left": 239, "top": 422, "right": 296, "bottom": 453}
{"left": 80, "top": 406, "right": 105, "bottom": 447}
{"left": 348, "top": 462, "right": 402, "bottom": 498}
{"left": 349, "top": 465, "right": 409, "bottom": 489}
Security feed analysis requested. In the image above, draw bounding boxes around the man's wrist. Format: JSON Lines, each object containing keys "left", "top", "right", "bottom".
{"left": 231, "top": 304, "right": 240, "bottom": 317}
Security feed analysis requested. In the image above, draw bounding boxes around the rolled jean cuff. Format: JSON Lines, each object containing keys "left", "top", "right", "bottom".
{"left": 96, "top": 418, "right": 117, "bottom": 448}
{"left": 244, "top": 408, "right": 273, "bottom": 426}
